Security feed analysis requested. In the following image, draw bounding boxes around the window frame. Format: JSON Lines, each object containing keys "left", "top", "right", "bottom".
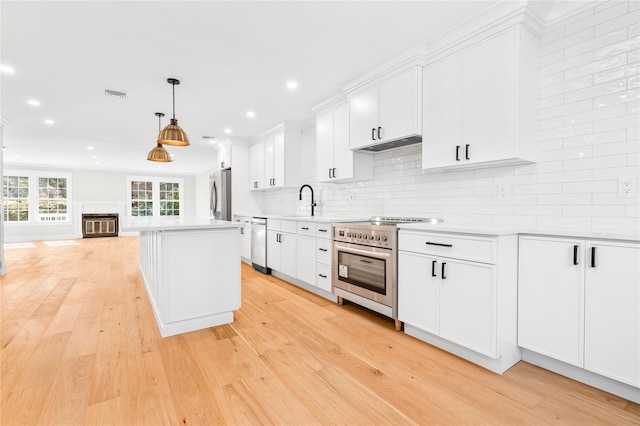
{"left": 3, "top": 169, "right": 73, "bottom": 226}
{"left": 126, "top": 176, "right": 184, "bottom": 218}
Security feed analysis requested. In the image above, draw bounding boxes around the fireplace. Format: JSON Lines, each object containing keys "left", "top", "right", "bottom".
{"left": 82, "top": 213, "right": 119, "bottom": 238}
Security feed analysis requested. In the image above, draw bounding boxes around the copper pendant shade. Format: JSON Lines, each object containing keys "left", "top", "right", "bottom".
{"left": 158, "top": 78, "right": 190, "bottom": 146}
{"left": 148, "top": 112, "right": 173, "bottom": 162}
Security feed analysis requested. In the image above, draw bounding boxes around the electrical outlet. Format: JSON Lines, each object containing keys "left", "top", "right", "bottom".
{"left": 498, "top": 185, "right": 512, "bottom": 200}
{"left": 618, "top": 177, "right": 637, "bottom": 198}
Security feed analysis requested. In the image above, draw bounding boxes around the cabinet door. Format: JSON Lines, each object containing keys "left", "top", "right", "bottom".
{"left": 439, "top": 258, "right": 496, "bottom": 358}
{"left": 241, "top": 224, "right": 251, "bottom": 260}
{"left": 218, "top": 143, "right": 231, "bottom": 170}
{"left": 296, "top": 235, "right": 316, "bottom": 285}
{"left": 263, "top": 134, "right": 275, "bottom": 187}
{"left": 349, "top": 87, "right": 379, "bottom": 149}
{"left": 379, "top": 67, "right": 420, "bottom": 142}
{"left": 249, "top": 142, "right": 265, "bottom": 190}
{"left": 332, "top": 103, "right": 355, "bottom": 181}
{"left": 422, "top": 53, "right": 463, "bottom": 169}
{"left": 266, "top": 230, "right": 280, "bottom": 271}
{"left": 272, "top": 130, "right": 286, "bottom": 188}
{"left": 464, "top": 29, "right": 517, "bottom": 164}
{"left": 316, "top": 109, "right": 335, "bottom": 183}
{"left": 518, "top": 237, "right": 584, "bottom": 367}
{"left": 279, "top": 232, "right": 297, "bottom": 278}
{"left": 584, "top": 242, "right": 640, "bottom": 387}
{"left": 398, "top": 251, "right": 439, "bottom": 334}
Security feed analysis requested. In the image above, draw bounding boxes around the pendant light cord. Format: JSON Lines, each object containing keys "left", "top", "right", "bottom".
{"left": 172, "top": 82, "right": 176, "bottom": 120}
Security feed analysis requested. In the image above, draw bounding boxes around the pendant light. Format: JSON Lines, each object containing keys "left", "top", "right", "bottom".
{"left": 148, "top": 112, "right": 173, "bottom": 162}
{"left": 157, "top": 78, "right": 190, "bottom": 146}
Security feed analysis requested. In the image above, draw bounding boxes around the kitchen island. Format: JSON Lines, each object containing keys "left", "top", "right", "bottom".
{"left": 122, "top": 217, "right": 241, "bottom": 337}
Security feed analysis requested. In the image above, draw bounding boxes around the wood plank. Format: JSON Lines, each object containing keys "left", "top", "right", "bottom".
{"left": 0, "top": 237, "right": 638, "bottom": 425}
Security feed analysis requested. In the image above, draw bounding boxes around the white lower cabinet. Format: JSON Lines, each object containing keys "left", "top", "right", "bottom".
{"left": 234, "top": 216, "right": 252, "bottom": 263}
{"left": 398, "top": 229, "right": 519, "bottom": 373}
{"left": 267, "top": 219, "right": 335, "bottom": 300}
{"left": 296, "top": 234, "right": 316, "bottom": 285}
{"left": 267, "top": 220, "right": 297, "bottom": 278}
{"left": 519, "top": 236, "right": 639, "bottom": 390}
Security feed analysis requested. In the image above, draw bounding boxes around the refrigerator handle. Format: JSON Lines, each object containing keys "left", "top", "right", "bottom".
{"left": 213, "top": 181, "right": 218, "bottom": 215}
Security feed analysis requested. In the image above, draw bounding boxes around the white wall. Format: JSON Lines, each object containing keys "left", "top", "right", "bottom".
{"left": 3, "top": 167, "right": 196, "bottom": 242}
{"left": 263, "top": 1, "right": 640, "bottom": 235}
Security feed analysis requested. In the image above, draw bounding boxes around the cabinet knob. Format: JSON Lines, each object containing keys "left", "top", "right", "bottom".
{"left": 465, "top": 144, "right": 470, "bottom": 160}
{"left": 371, "top": 128, "right": 376, "bottom": 141}
{"left": 377, "top": 126, "right": 382, "bottom": 140}
{"left": 455, "top": 145, "right": 461, "bottom": 161}
{"left": 431, "top": 260, "right": 437, "bottom": 277}
{"left": 441, "top": 262, "right": 447, "bottom": 279}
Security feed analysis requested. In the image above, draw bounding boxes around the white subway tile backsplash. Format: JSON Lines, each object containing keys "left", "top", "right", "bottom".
{"left": 594, "top": 88, "right": 639, "bottom": 107}
{"left": 564, "top": 52, "right": 626, "bottom": 81}
{"left": 593, "top": 139, "right": 640, "bottom": 156}
{"left": 593, "top": 113, "right": 640, "bottom": 131}
{"left": 540, "top": 28, "right": 594, "bottom": 56}
{"left": 565, "top": 103, "right": 627, "bottom": 124}
{"left": 540, "top": 51, "right": 593, "bottom": 77}
{"left": 592, "top": 217, "right": 640, "bottom": 234}
{"left": 566, "top": 28, "right": 626, "bottom": 58}
{"left": 564, "top": 129, "right": 627, "bottom": 148}
{"left": 260, "top": 2, "right": 639, "bottom": 236}
{"left": 595, "top": 8, "right": 640, "bottom": 37}
{"left": 564, "top": 154, "right": 627, "bottom": 170}
{"left": 595, "top": 35, "right": 639, "bottom": 60}
{"left": 563, "top": 179, "right": 617, "bottom": 193}
{"left": 563, "top": 204, "right": 625, "bottom": 216}
{"left": 564, "top": 78, "right": 627, "bottom": 103}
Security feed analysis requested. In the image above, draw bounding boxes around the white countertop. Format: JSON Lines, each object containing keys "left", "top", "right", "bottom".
{"left": 122, "top": 217, "right": 240, "bottom": 231}
{"left": 398, "top": 222, "right": 639, "bottom": 242}
{"left": 234, "top": 213, "right": 366, "bottom": 224}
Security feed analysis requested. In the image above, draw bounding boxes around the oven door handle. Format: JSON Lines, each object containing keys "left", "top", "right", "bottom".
{"left": 334, "top": 244, "right": 391, "bottom": 260}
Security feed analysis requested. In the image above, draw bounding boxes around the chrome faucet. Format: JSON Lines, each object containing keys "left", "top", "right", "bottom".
{"left": 299, "top": 184, "right": 316, "bottom": 217}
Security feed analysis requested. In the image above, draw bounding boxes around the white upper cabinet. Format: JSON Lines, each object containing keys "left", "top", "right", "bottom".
{"left": 249, "top": 124, "right": 300, "bottom": 191}
{"left": 315, "top": 101, "right": 373, "bottom": 183}
{"left": 217, "top": 141, "right": 232, "bottom": 170}
{"left": 249, "top": 141, "right": 265, "bottom": 190}
{"left": 349, "top": 66, "right": 422, "bottom": 151}
{"left": 422, "top": 25, "right": 538, "bottom": 170}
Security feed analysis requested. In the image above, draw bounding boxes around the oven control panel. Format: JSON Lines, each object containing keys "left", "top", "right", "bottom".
{"left": 333, "top": 226, "right": 394, "bottom": 248}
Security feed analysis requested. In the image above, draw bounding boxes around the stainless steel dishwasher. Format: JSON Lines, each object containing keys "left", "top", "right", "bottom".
{"left": 251, "top": 217, "right": 270, "bottom": 274}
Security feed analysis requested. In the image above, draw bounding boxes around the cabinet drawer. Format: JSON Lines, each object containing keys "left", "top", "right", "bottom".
{"left": 399, "top": 230, "right": 496, "bottom": 264}
{"left": 316, "top": 223, "right": 332, "bottom": 238}
{"left": 297, "top": 222, "right": 316, "bottom": 236}
{"left": 267, "top": 219, "right": 280, "bottom": 231}
{"left": 316, "top": 263, "right": 332, "bottom": 292}
{"left": 316, "top": 238, "right": 331, "bottom": 265}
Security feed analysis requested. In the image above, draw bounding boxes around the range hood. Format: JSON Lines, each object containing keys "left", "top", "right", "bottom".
{"left": 354, "top": 135, "right": 422, "bottom": 152}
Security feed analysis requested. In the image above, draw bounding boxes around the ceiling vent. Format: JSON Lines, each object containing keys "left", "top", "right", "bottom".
{"left": 104, "top": 89, "right": 127, "bottom": 99}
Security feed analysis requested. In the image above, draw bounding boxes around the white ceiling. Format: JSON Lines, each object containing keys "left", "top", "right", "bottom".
{"left": 1, "top": 0, "right": 505, "bottom": 175}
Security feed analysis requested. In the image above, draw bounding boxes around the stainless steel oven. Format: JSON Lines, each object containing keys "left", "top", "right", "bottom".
{"left": 332, "top": 217, "right": 442, "bottom": 331}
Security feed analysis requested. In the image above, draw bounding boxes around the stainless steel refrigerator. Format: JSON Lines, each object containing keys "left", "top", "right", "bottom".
{"left": 210, "top": 168, "right": 231, "bottom": 220}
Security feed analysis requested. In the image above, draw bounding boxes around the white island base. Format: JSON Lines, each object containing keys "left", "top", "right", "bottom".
{"left": 130, "top": 219, "right": 241, "bottom": 337}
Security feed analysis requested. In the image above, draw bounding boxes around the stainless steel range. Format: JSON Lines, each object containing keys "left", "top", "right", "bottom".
{"left": 332, "top": 217, "right": 442, "bottom": 330}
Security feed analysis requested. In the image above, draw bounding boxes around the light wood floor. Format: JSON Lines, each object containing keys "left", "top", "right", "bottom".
{"left": 1, "top": 236, "right": 639, "bottom": 425}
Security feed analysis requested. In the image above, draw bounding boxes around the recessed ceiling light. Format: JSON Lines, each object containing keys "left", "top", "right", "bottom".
{"left": 0, "top": 65, "right": 14, "bottom": 74}
{"left": 286, "top": 80, "right": 298, "bottom": 90}
{"left": 27, "top": 99, "right": 40, "bottom": 107}
{"left": 95, "top": 161, "right": 100, "bottom": 165}
{"left": 91, "top": 155, "right": 97, "bottom": 158}
{"left": 224, "top": 128, "right": 231, "bottom": 134}
{"left": 44, "top": 119, "right": 54, "bottom": 125}
{"left": 15, "top": 155, "right": 21, "bottom": 159}
{"left": 246, "top": 111, "right": 255, "bottom": 118}
{"left": 87, "top": 146, "right": 94, "bottom": 150}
